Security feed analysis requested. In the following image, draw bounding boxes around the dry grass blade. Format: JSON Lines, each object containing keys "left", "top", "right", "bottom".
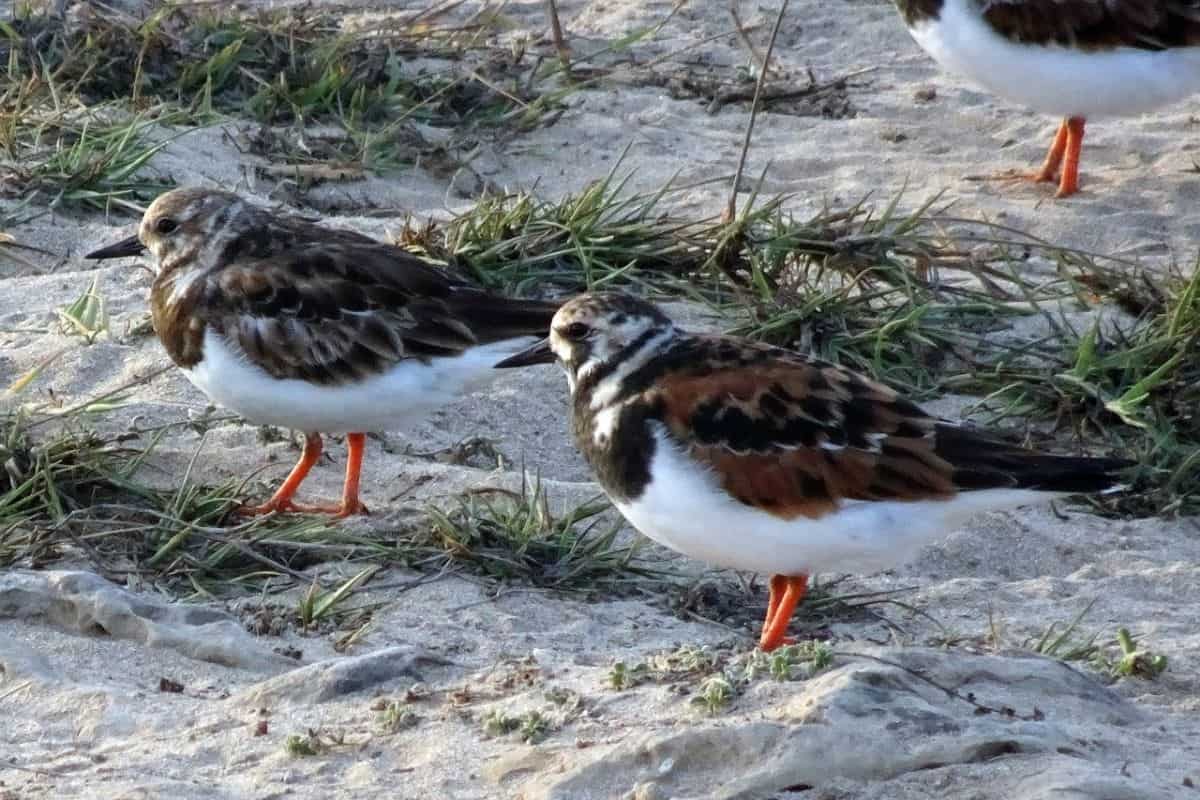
{"left": 0, "top": 2, "right": 561, "bottom": 188}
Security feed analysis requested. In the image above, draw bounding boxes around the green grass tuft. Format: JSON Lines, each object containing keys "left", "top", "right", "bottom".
{"left": 415, "top": 473, "right": 665, "bottom": 595}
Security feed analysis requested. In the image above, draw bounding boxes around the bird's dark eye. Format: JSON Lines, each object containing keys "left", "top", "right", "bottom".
{"left": 155, "top": 217, "right": 178, "bottom": 234}
{"left": 561, "top": 322, "right": 591, "bottom": 341}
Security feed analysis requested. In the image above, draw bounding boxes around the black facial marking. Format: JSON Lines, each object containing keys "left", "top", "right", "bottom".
{"left": 574, "top": 394, "right": 661, "bottom": 501}
{"left": 574, "top": 325, "right": 667, "bottom": 396}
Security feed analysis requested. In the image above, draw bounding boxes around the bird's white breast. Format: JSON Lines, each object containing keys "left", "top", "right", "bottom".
{"left": 614, "top": 426, "right": 1052, "bottom": 576}
{"left": 908, "top": 0, "right": 1200, "bottom": 117}
{"left": 182, "top": 329, "right": 535, "bottom": 433}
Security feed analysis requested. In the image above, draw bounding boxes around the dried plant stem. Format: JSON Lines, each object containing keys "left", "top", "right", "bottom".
{"left": 724, "top": 0, "right": 790, "bottom": 223}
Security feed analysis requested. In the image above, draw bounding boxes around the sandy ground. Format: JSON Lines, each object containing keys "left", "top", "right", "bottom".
{"left": 2, "top": 1, "right": 1200, "bottom": 798}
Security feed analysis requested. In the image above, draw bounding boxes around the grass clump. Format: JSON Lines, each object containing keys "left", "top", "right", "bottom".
{"left": 295, "top": 566, "right": 379, "bottom": 630}
{"left": 0, "top": 2, "right": 558, "bottom": 206}
{"left": 417, "top": 474, "right": 663, "bottom": 595}
{"left": 5, "top": 4, "right": 534, "bottom": 128}
{"left": 54, "top": 274, "right": 109, "bottom": 342}
{"left": 402, "top": 162, "right": 714, "bottom": 296}
{"left": 973, "top": 265, "right": 1200, "bottom": 516}
{"left": 375, "top": 700, "right": 419, "bottom": 733}
{"left": 0, "top": 95, "right": 176, "bottom": 211}
{"left": 0, "top": 400, "right": 384, "bottom": 596}
{"left": 481, "top": 708, "right": 553, "bottom": 744}
{"left": 1016, "top": 604, "right": 1167, "bottom": 680}
{"left": 1021, "top": 600, "right": 1101, "bottom": 664}
{"left": 608, "top": 660, "right": 649, "bottom": 691}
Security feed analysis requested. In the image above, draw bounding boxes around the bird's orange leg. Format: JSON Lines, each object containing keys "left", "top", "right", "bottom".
{"left": 765, "top": 574, "right": 788, "bottom": 627}
{"left": 288, "top": 433, "right": 370, "bottom": 518}
{"left": 758, "top": 574, "right": 809, "bottom": 652}
{"left": 239, "top": 432, "right": 324, "bottom": 516}
{"left": 333, "top": 433, "right": 369, "bottom": 517}
{"left": 1055, "top": 117, "right": 1086, "bottom": 198}
{"left": 1033, "top": 118, "right": 1070, "bottom": 184}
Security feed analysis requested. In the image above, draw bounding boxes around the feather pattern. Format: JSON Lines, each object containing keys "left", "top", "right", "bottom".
{"left": 136, "top": 190, "right": 558, "bottom": 385}
{"left": 561, "top": 305, "right": 1130, "bottom": 521}
{"left": 978, "top": 0, "right": 1200, "bottom": 50}
{"left": 895, "top": 0, "right": 1200, "bottom": 49}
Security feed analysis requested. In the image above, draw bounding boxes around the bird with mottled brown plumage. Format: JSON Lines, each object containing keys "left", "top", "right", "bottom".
{"left": 497, "top": 292, "right": 1131, "bottom": 650}
{"left": 88, "top": 188, "right": 559, "bottom": 517}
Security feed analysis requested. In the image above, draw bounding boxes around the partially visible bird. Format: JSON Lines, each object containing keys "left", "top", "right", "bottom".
{"left": 497, "top": 291, "right": 1132, "bottom": 650}
{"left": 891, "top": 0, "right": 1200, "bottom": 197}
{"left": 87, "top": 188, "right": 559, "bottom": 517}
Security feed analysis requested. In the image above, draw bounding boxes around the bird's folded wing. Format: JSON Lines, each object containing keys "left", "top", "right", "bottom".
{"left": 980, "top": 0, "right": 1200, "bottom": 49}
{"left": 207, "top": 242, "right": 479, "bottom": 385}
{"left": 649, "top": 355, "right": 959, "bottom": 520}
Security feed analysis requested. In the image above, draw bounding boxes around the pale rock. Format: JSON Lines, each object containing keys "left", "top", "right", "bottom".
{"left": 0, "top": 570, "right": 292, "bottom": 673}
{"left": 518, "top": 648, "right": 1178, "bottom": 800}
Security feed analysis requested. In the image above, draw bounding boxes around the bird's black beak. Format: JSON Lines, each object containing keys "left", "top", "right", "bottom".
{"left": 85, "top": 235, "right": 146, "bottom": 260}
{"left": 494, "top": 337, "right": 556, "bottom": 368}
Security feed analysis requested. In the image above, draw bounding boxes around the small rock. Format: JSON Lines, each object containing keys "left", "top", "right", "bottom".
{"left": 235, "top": 647, "right": 452, "bottom": 705}
{"left": 158, "top": 677, "right": 184, "bottom": 694}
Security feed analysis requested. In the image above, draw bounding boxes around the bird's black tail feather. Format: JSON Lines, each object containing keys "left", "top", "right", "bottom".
{"left": 453, "top": 292, "right": 561, "bottom": 344}
{"left": 934, "top": 423, "right": 1133, "bottom": 495}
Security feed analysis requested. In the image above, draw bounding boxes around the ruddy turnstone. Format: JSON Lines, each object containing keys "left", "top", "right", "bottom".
{"left": 87, "top": 188, "right": 559, "bottom": 517}
{"left": 892, "top": 0, "right": 1200, "bottom": 197}
{"left": 497, "top": 292, "right": 1132, "bottom": 650}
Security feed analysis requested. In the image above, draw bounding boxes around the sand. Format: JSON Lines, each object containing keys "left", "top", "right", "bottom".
{"left": 2, "top": 1, "right": 1199, "bottom": 798}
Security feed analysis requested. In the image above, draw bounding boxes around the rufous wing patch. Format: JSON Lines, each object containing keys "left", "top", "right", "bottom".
{"left": 650, "top": 356, "right": 958, "bottom": 520}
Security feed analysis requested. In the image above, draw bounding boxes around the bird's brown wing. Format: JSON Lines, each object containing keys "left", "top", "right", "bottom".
{"left": 647, "top": 347, "right": 956, "bottom": 520}
{"left": 201, "top": 224, "right": 557, "bottom": 386}
{"left": 645, "top": 340, "right": 1128, "bottom": 519}
{"left": 979, "top": 0, "right": 1200, "bottom": 49}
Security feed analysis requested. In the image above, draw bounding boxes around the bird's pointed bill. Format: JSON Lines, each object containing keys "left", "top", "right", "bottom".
{"left": 494, "top": 337, "right": 555, "bottom": 368}
{"left": 86, "top": 236, "right": 146, "bottom": 260}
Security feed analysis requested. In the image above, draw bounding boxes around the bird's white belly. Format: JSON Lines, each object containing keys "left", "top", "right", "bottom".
{"left": 614, "top": 429, "right": 1052, "bottom": 576}
{"left": 909, "top": 0, "right": 1200, "bottom": 117}
{"left": 182, "top": 329, "right": 535, "bottom": 433}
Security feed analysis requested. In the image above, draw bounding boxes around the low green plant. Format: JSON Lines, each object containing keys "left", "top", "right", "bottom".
{"left": 691, "top": 675, "right": 734, "bottom": 715}
{"left": 376, "top": 700, "right": 419, "bottom": 733}
{"left": 1023, "top": 599, "right": 1101, "bottom": 663}
{"left": 284, "top": 732, "right": 322, "bottom": 757}
{"left": 1109, "top": 628, "right": 1168, "bottom": 680}
{"left": 295, "top": 566, "right": 378, "bottom": 629}
{"left": 419, "top": 474, "right": 663, "bottom": 594}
